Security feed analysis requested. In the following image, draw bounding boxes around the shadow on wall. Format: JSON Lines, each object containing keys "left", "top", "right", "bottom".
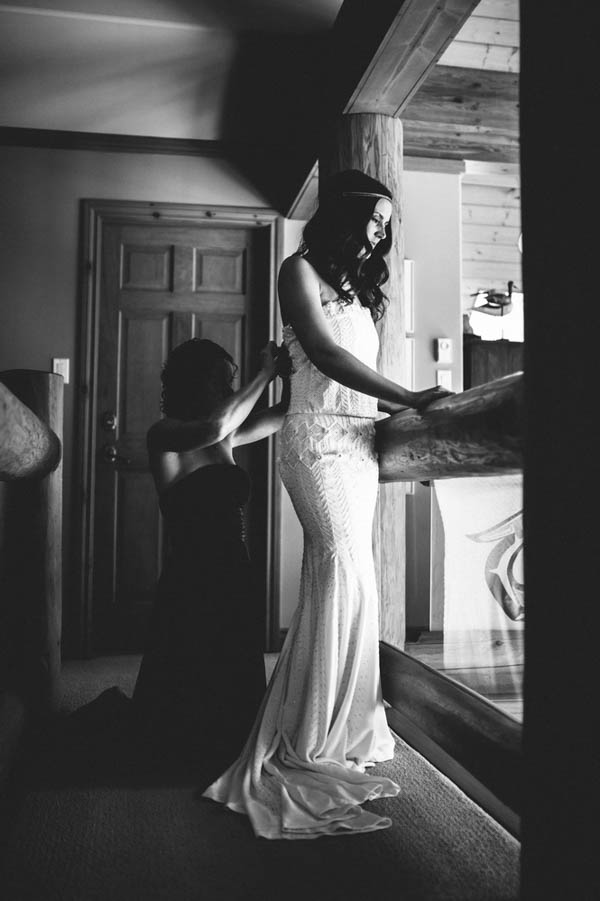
{"left": 218, "top": 33, "right": 327, "bottom": 212}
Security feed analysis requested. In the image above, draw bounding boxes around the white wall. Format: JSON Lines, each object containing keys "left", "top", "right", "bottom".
{"left": 403, "top": 170, "right": 462, "bottom": 630}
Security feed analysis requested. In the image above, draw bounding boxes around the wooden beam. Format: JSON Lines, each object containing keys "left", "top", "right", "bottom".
{"left": 328, "top": 0, "right": 482, "bottom": 117}
{"left": 376, "top": 372, "right": 523, "bottom": 482}
{"left": 286, "top": 161, "right": 319, "bottom": 221}
{"left": 319, "top": 112, "right": 406, "bottom": 650}
{"left": 0, "top": 377, "right": 61, "bottom": 480}
{"left": 287, "top": 0, "right": 482, "bottom": 215}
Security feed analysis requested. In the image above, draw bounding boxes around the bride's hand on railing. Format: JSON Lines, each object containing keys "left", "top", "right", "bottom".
{"left": 410, "top": 385, "right": 455, "bottom": 411}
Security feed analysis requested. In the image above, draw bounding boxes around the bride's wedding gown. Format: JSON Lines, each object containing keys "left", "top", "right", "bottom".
{"left": 202, "top": 291, "right": 400, "bottom": 838}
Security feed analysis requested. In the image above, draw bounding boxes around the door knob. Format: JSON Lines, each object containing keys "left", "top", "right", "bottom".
{"left": 101, "top": 443, "right": 131, "bottom": 465}
{"left": 101, "top": 410, "right": 117, "bottom": 431}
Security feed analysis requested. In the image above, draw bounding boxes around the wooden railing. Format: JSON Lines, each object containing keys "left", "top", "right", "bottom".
{"left": 0, "top": 370, "right": 63, "bottom": 785}
{"left": 0, "top": 379, "right": 61, "bottom": 479}
{"left": 376, "top": 372, "right": 523, "bottom": 482}
{"left": 375, "top": 371, "right": 524, "bottom": 836}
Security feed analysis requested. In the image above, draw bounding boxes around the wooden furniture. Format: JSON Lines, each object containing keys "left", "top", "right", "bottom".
{"left": 463, "top": 334, "right": 524, "bottom": 390}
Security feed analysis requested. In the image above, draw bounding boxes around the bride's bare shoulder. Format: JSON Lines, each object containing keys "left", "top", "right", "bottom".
{"left": 279, "top": 254, "right": 334, "bottom": 299}
{"left": 279, "top": 253, "right": 316, "bottom": 280}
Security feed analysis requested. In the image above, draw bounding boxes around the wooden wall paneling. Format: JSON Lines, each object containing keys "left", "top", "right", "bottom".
{"left": 461, "top": 176, "right": 522, "bottom": 308}
{"left": 438, "top": 0, "right": 520, "bottom": 71}
{"left": 462, "top": 224, "right": 521, "bottom": 245}
{"left": 463, "top": 242, "right": 521, "bottom": 265}
{"left": 475, "top": 0, "right": 519, "bottom": 20}
{"left": 462, "top": 204, "right": 521, "bottom": 227}
{"left": 452, "top": 14, "right": 519, "bottom": 48}
{"left": 462, "top": 182, "right": 521, "bottom": 207}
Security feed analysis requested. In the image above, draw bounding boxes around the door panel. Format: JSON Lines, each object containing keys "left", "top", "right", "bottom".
{"left": 93, "top": 221, "right": 268, "bottom": 652}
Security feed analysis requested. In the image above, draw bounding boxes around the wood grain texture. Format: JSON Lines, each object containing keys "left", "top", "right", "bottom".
{"left": 0, "top": 370, "right": 63, "bottom": 713}
{"left": 380, "top": 640, "right": 522, "bottom": 820}
{"left": 319, "top": 112, "right": 406, "bottom": 649}
{"left": 341, "top": 0, "right": 482, "bottom": 116}
{"left": 0, "top": 379, "right": 61, "bottom": 480}
{"left": 376, "top": 371, "right": 523, "bottom": 482}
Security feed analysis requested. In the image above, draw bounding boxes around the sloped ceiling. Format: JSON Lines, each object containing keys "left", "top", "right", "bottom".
{"left": 0, "top": 0, "right": 519, "bottom": 207}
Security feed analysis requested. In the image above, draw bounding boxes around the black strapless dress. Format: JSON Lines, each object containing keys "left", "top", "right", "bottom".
{"left": 131, "top": 463, "right": 267, "bottom": 768}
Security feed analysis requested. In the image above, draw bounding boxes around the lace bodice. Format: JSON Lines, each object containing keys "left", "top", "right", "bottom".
{"left": 282, "top": 297, "right": 379, "bottom": 418}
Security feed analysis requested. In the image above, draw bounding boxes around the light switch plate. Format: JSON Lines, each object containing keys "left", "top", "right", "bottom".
{"left": 52, "top": 358, "right": 70, "bottom": 384}
{"left": 436, "top": 369, "right": 453, "bottom": 390}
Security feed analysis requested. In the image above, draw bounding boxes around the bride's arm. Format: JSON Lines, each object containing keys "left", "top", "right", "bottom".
{"left": 147, "top": 344, "right": 278, "bottom": 453}
{"left": 279, "top": 256, "right": 452, "bottom": 411}
{"left": 278, "top": 255, "right": 421, "bottom": 408}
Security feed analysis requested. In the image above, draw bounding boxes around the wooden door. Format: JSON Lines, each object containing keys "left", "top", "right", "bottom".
{"left": 92, "top": 220, "right": 270, "bottom": 652}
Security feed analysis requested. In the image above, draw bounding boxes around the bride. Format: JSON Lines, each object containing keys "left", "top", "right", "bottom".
{"left": 202, "top": 169, "right": 451, "bottom": 838}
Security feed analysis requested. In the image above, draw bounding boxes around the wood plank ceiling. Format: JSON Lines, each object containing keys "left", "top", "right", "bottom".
{"left": 403, "top": 0, "right": 519, "bottom": 163}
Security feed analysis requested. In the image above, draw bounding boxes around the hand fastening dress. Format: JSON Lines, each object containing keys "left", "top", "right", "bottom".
{"left": 202, "top": 294, "right": 400, "bottom": 838}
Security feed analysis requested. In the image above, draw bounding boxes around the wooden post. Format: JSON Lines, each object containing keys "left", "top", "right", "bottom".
{"left": 0, "top": 381, "right": 61, "bottom": 480}
{"left": 0, "top": 371, "right": 63, "bottom": 716}
{"left": 320, "top": 113, "right": 406, "bottom": 648}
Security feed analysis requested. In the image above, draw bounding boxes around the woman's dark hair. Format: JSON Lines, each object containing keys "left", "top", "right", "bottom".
{"left": 160, "top": 338, "right": 237, "bottom": 420}
{"left": 299, "top": 169, "right": 394, "bottom": 321}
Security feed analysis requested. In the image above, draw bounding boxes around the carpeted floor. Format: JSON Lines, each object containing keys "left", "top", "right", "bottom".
{"left": 0, "top": 656, "right": 520, "bottom": 901}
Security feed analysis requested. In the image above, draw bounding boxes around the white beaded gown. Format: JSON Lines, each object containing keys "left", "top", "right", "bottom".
{"left": 202, "top": 289, "right": 400, "bottom": 838}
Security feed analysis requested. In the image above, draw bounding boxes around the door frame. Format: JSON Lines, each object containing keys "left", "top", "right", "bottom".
{"left": 73, "top": 198, "right": 283, "bottom": 657}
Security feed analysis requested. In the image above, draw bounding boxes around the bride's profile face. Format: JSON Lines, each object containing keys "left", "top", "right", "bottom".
{"left": 364, "top": 198, "right": 392, "bottom": 254}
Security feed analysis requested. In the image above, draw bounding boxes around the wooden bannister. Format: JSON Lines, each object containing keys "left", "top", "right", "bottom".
{"left": 0, "top": 379, "right": 61, "bottom": 480}
{"left": 376, "top": 372, "right": 523, "bottom": 483}
{"left": 0, "top": 370, "right": 63, "bottom": 786}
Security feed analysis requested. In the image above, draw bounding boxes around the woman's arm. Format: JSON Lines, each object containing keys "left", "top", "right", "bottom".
{"left": 147, "top": 342, "right": 278, "bottom": 453}
{"left": 232, "top": 376, "right": 291, "bottom": 447}
{"left": 278, "top": 256, "right": 449, "bottom": 410}
{"left": 378, "top": 398, "right": 410, "bottom": 415}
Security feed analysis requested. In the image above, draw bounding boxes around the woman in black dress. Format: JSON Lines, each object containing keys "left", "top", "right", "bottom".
{"left": 132, "top": 337, "right": 290, "bottom": 772}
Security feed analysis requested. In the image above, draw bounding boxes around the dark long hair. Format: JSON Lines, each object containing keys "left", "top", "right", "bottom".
{"left": 160, "top": 338, "right": 237, "bottom": 420}
{"left": 300, "top": 169, "right": 394, "bottom": 322}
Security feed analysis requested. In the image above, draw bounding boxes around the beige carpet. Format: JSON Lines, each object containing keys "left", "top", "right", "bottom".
{"left": 0, "top": 656, "right": 520, "bottom": 901}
